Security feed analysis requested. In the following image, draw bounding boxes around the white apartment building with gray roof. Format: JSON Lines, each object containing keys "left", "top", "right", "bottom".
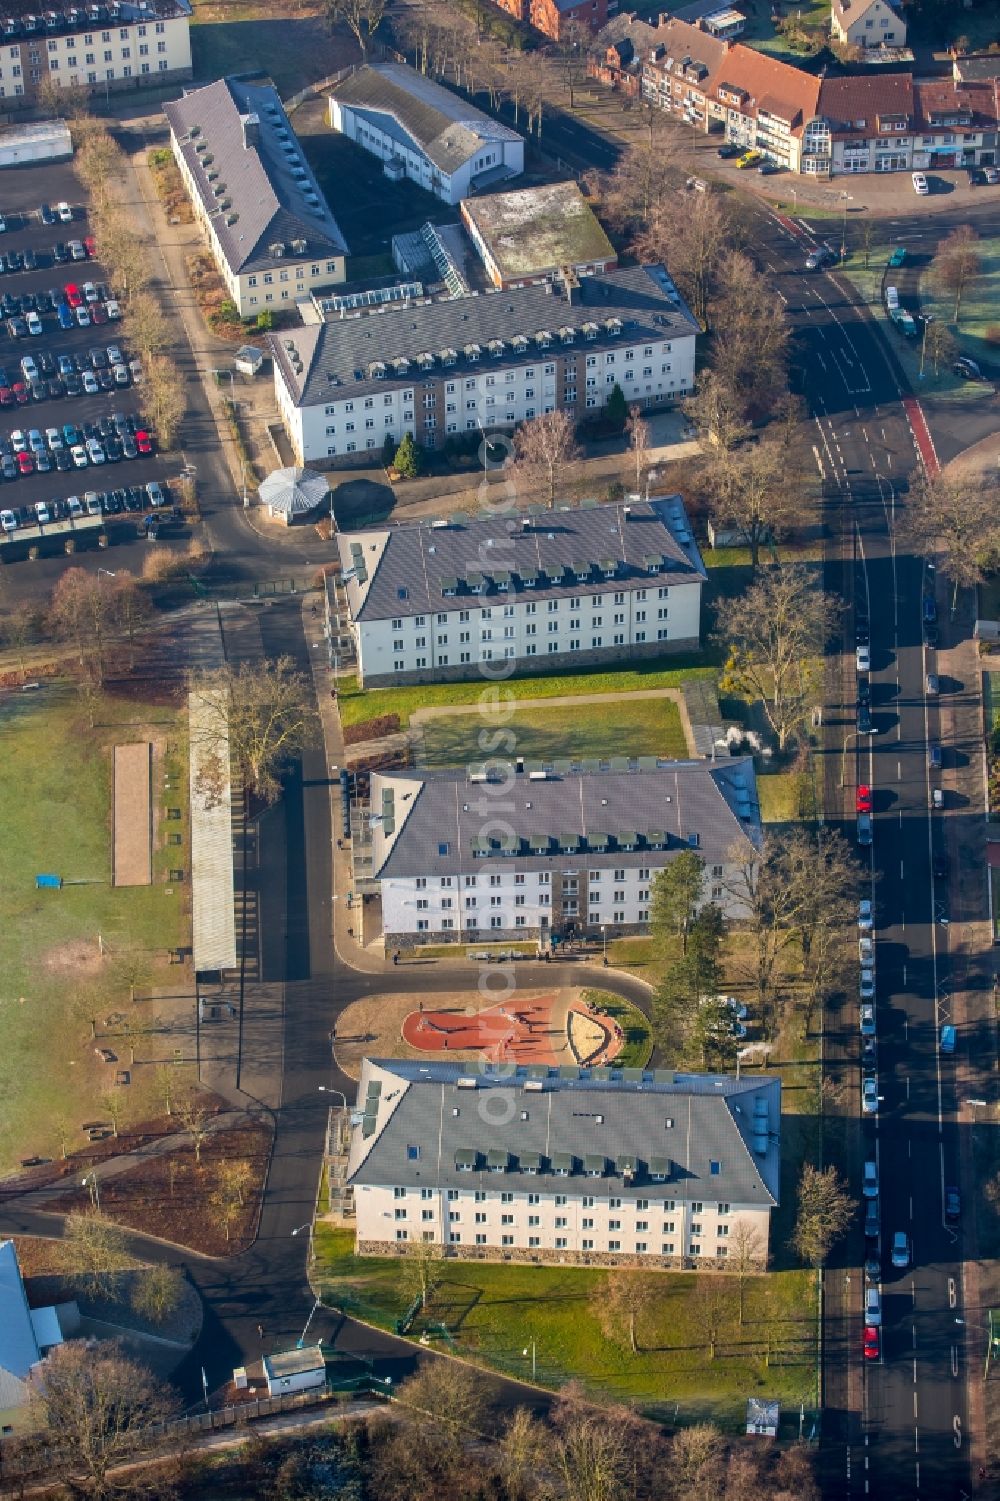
{"left": 367, "top": 757, "right": 761, "bottom": 949}
{"left": 348, "top": 1059, "right": 780, "bottom": 1268}
{"left": 335, "top": 497, "right": 706, "bottom": 687}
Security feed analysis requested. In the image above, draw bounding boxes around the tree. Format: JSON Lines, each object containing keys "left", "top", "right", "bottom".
{"left": 595, "top": 1271, "right": 658, "bottom": 1354}
{"left": 792, "top": 1163, "right": 853, "bottom": 1267}
{"left": 625, "top": 404, "right": 650, "bottom": 496}
{"left": 635, "top": 189, "right": 734, "bottom": 329}
{"left": 111, "top": 572, "right": 151, "bottom": 666}
{"left": 218, "top": 1158, "right": 255, "bottom": 1209}
{"left": 176, "top": 1096, "right": 213, "bottom": 1164}
{"left": 0, "top": 602, "right": 41, "bottom": 677}
{"left": 392, "top": 430, "right": 422, "bottom": 478}
{"left": 901, "top": 469, "right": 1000, "bottom": 612}
{"left": 710, "top": 251, "right": 790, "bottom": 416}
{"left": 394, "top": 1362, "right": 487, "bottom": 1464}
{"left": 58, "top": 1212, "right": 131, "bottom": 1298}
{"left": 694, "top": 1278, "right": 734, "bottom": 1362}
{"left": 324, "top": 0, "right": 386, "bottom": 57}
{"left": 38, "top": 72, "right": 91, "bottom": 119}
{"left": 652, "top": 952, "right": 701, "bottom": 1058}
{"left": 707, "top": 439, "right": 802, "bottom": 569}
{"left": 152, "top": 1064, "right": 180, "bottom": 1117}
{"left": 715, "top": 564, "right": 840, "bottom": 752}
{"left": 648, "top": 849, "right": 704, "bottom": 954}
{"left": 595, "top": 121, "right": 683, "bottom": 237}
{"left": 212, "top": 1187, "right": 243, "bottom": 1243}
{"left": 191, "top": 656, "right": 317, "bottom": 805}
{"left": 604, "top": 382, "right": 627, "bottom": 432}
{"left": 513, "top": 409, "right": 580, "bottom": 509}
{"left": 399, "top": 1237, "right": 444, "bottom": 1311}
{"left": 28, "top": 1341, "right": 173, "bottom": 1499}
{"left": 932, "top": 224, "right": 981, "bottom": 322}
{"left": 495, "top": 1406, "right": 549, "bottom": 1501}
{"left": 550, "top": 1387, "right": 652, "bottom": 1501}
{"left": 554, "top": 17, "right": 591, "bottom": 107}
{"left": 682, "top": 370, "right": 751, "bottom": 454}
{"left": 670, "top": 1423, "right": 725, "bottom": 1501}
{"left": 921, "top": 318, "right": 956, "bottom": 379}
{"left": 99, "top": 1089, "right": 129, "bottom": 1140}
{"left": 145, "top": 354, "right": 187, "bottom": 450}
{"left": 123, "top": 290, "right": 169, "bottom": 359}
{"left": 688, "top": 902, "right": 724, "bottom": 996}
{"left": 131, "top": 1263, "right": 185, "bottom": 1324}
{"left": 381, "top": 432, "right": 397, "bottom": 467}
{"left": 728, "top": 1218, "right": 764, "bottom": 1324}
{"left": 49, "top": 567, "right": 116, "bottom": 683}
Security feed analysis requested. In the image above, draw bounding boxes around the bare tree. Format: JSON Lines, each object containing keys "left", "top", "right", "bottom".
{"left": 152, "top": 1064, "right": 180, "bottom": 1118}
{"left": 145, "top": 354, "right": 187, "bottom": 450}
{"left": 131, "top": 1263, "right": 185, "bottom": 1324}
{"left": 38, "top": 71, "right": 91, "bottom": 119}
{"left": 694, "top": 1277, "right": 734, "bottom": 1362}
{"left": 921, "top": 319, "right": 957, "bottom": 378}
{"left": 324, "top": 0, "right": 386, "bottom": 55}
{"left": 710, "top": 250, "right": 790, "bottom": 415}
{"left": 596, "top": 120, "right": 682, "bottom": 236}
{"left": 512, "top": 409, "right": 581, "bottom": 510}
{"left": 670, "top": 1422, "right": 725, "bottom": 1501}
{"left": 901, "top": 469, "right": 1000, "bottom": 611}
{"left": 707, "top": 439, "right": 802, "bottom": 569}
{"left": 29, "top": 1341, "right": 173, "bottom": 1499}
{"left": 553, "top": 17, "right": 591, "bottom": 107}
{"left": 58, "top": 1211, "right": 132, "bottom": 1298}
{"left": 123, "top": 290, "right": 169, "bottom": 360}
{"left": 0, "top": 602, "right": 41, "bottom": 677}
{"left": 99, "top": 1089, "right": 129, "bottom": 1140}
{"left": 550, "top": 1387, "right": 652, "bottom": 1501}
{"left": 728, "top": 1218, "right": 764, "bottom": 1324}
{"left": 594, "top": 1270, "right": 658, "bottom": 1354}
{"left": 793, "top": 1163, "right": 853, "bottom": 1267}
{"left": 495, "top": 1406, "right": 550, "bottom": 1501}
{"left": 625, "top": 404, "right": 651, "bottom": 496}
{"left": 636, "top": 189, "right": 733, "bottom": 329}
{"left": 110, "top": 572, "right": 151, "bottom": 668}
{"left": 682, "top": 370, "right": 751, "bottom": 453}
{"left": 394, "top": 1362, "right": 487, "bottom": 1465}
{"left": 218, "top": 1158, "right": 255, "bottom": 1209}
{"left": 49, "top": 567, "right": 117, "bottom": 683}
{"left": 932, "top": 224, "right": 981, "bottom": 323}
{"left": 399, "top": 1237, "right": 445, "bottom": 1311}
{"left": 191, "top": 656, "right": 317, "bottom": 806}
{"left": 715, "top": 564, "right": 840, "bottom": 753}
{"left": 176, "top": 1096, "right": 213, "bottom": 1164}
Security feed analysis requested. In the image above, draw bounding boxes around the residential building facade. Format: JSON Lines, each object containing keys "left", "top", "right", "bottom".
{"left": 830, "top": 0, "right": 906, "bottom": 49}
{"left": 336, "top": 496, "right": 706, "bottom": 688}
{"left": 329, "top": 63, "right": 524, "bottom": 206}
{"left": 367, "top": 756, "right": 761, "bottom": 948}
{"left": 496, "top": 0, "right": 611, "bottom": 43}
{"left": 164, "top": 77, "right": 348, "bottom": 317}
{"left": 270, "top": 264, "right": 698, "bottom": 467}
{"left": 460, "top": 182, "right": 617, "bottom": 290}
{"left": 0, "top": 0, "right": 191, "bottom": 107}
{"left": 348, "top": 1059, "right": 780, "bottom": 1269}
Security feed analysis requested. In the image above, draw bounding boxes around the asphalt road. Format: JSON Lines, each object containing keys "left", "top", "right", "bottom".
{"left": 747, "top": 209, "right": 980, "bottom": 1499}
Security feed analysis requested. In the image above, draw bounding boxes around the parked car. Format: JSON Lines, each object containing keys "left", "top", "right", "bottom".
{"left": 953, "top": 356, "right": 983, "bottom": 381}
{"left": 57, "top": 302, "right": 75, "bottom": 331}
{"left": 945, "top": 1187, "right": 961, "bottom": 1225}
{"left": 717, "top": 141, "right": 740, "bottom": 158}
{"left": 857, "top": 812, "right": 873, "bottom": 846}
{"left": 887, "top": 246, "right": 907, "bottom": 268}
{"left": 863, "top": 1326, "right": 880, "bottom": 1362}
{"left": 926, "top": 672, "right": 940, "bottom": 696}
{"left": 145, "top": 480, "right": 166, "bottom": 507}
{"left": 68, "top": 240, "right": 87, "bottom": 261}
{"left": 737, "top": 150, "right": 762, "bottom": 169}
{"left": 63, "top": 282, "right": 83, "bottom": 307}
{"left": 0, "top": 506, "right": 15, "bottom": 530}
{"left": 891, "top": 1231, "right": 911, "bottom": 1268}
{"left": 912, "top": 172, "right": 929, "bottom": 195}
{"left": 39, "top": 202, "right": 56, "bottom": 225}
{"left": 859, "top": 1003, "right": 876, "bottom": 1037}
{"left": 856, "top": 784, "right": 872, "bottom": 814}
{"left": 864, "top": 1285, "right": 882, "bottom": 1327}
{"left": 75, "top": 305, "right": 91, "bottom": 328}
{"left": 856, "top": 644, "right": 871, "bottom": 673}
{"left": 33, "top": 500, "right": 51, "bottom": 524}
{"left": 862, "top": 1076, "right": 879, "bottom": 1115}
{"left": 83, "top": 234, "right": 97, "bottom": 257}
{"left": 859, "top": 936, "right": 874, "bottom": 966}
{"left": 940, "top": 1024, "right": 956, "bottom": 1054}
{"left": 135, "top": 430, "right": 153, "bottom": 455}
{"left": 863, "top": 1160, "right": 878, "bottom": 1199}
{"left": 859, "top": 968, "right": 875, "bottom": 1001}
{"left": 857, "top": 702, "right": 874, "bottom": 736}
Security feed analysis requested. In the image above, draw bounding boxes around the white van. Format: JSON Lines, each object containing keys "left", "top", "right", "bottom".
{"left": 885, "top": 286, "right": 899, "bottom": 312}
{"left": 865, "top": 1286, "right": 882, "bottom": 1326}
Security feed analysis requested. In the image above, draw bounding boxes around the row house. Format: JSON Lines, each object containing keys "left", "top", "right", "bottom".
{"left": 366, "top": 757, "right": 761, "bottom": 947}
{"left": 497, "top": 0, "right": 611, "bottom": 43}
{"left": 348, "top": 1060, "right": 781, "bottom": 1269}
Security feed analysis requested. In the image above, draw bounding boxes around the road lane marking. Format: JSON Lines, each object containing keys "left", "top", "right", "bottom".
{"left": 953, "top": 1416, "right": 962, "bottom": 1449}
{"left": 949, "top": 1277, "right": 957, "bottom": 1308}
{"left": 952, "top": 1345, "right": 959, "bottom": 1377}
{"left": 913, "top": 1393, "right": 918, "bottom": 1419}
{"left": 912, "top": 1324, "right": 917, "bottom": 1348}
{"left": 913, "top": 1357, "right": 918, "bottom": 1384}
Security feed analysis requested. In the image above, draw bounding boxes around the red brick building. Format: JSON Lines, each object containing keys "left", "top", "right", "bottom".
{"left": 496, "top": 0, "right": 611, "bottom": 43}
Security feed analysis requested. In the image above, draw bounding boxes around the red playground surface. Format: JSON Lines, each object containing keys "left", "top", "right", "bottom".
{"left": 400, "top": 993, "right": 624, "bottom": 1067}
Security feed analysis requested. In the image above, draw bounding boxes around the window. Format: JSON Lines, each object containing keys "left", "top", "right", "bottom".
{"left": 555, "top": 1237, "right": 568, "bottom": 1249}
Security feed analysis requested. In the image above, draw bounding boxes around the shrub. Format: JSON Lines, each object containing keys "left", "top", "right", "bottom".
{"left": 343, "top": 713, "right": 401, "bottom": 746}
{"left": 393, "top": 432, "right": 422, "bottom": 478}
{"left": 256, "top": 309, "right": 273, "bottom": 332}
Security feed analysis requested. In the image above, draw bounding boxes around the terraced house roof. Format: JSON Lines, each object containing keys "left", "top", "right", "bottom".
{"left": 269, "top": 262, "right": 698, "bottom": 408}
{"left": 164, "top": 77, "right": 349, "bottom": 278}
{"left": 348, "top": 1059, "right": 782, "bottom": 1207}
{"left": 331, "top": 63, "right": 522, "bottom": 175}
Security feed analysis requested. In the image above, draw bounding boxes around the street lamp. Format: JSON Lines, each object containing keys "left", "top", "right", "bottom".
{"left": 82, "top": 1172, "right": 101, "bottom": 1211}
{"left": 601, "top": 924, "right": 607, "bottom": 966}
{"left": 919, "top": 314, "right": 934, "bottom": 381}
{"left": 839, "top": 729, "right": 860, "bottom": 788}
{"left": 839, "top": 191, "right": 852, "bottom": 263}
{"left": 522, "top": 1339, "right": 536, "bottom": 1380}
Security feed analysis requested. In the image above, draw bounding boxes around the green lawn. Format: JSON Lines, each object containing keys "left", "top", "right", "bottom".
{"left": 416, "top": 697, "right": 688, "bottom": 768}
{"left": 0, "top": 685, "right": 187, "bottom": 1171}
{"left": 314, "top": 1225, "right": 817, "bottom": 1426}
{"left": 757, "top": 767, "right": 818, "bottom": 825}
{"left": 580, "top": 989, "right": 653, "bottom": 1067}
{"left": 340, "top": 656, "right": 715, "bottom": 732}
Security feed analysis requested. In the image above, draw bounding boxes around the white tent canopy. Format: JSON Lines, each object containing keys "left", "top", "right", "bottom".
{"left": 258, "top": 466, "right": 329, "bottom": 519}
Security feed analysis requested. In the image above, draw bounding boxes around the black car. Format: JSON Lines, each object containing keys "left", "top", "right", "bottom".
{"left": 856, "top": 677, "right": 871, "bottom": 706}
{"left": 54, "top": 447, "right": 72, "bottom": 472}
{"left": 105, "top": 489, "right": 124, "bottom": 513}
{"left": 52, "top": 241, "right": 69, "bottom": 263}
{"left": 98, "top": 369, "right": 115, "bottom": 393}
{"left": 122, "top": 433, "right": 138, "bottom": 460}
{"left": 7, "top": 317, "right": 26, "bottom": 338}
{"left": 924, "top": 622, "right": 939, "bottom": 647}
{"left": 126, "top": 485, "right": 145, "bottom": 510}
{"left": 98, "top": 414, "right": 116, "bottom": 438}
{"left": 858, "top": 703, "right": 874, "bottom": 735}
{"left": 945, "top": 1186, "right": 961, "bottom": 1224}
{"left": 6, "top": 250, "right": 22, "bottom": 272}
{"left": 757, "top": 160, "right": 781, "bottom": 175}
{"left": 22, "top": 247, "right": 37, "bottom": 272}
{"left": 105, "top": 434, "right": 122, "bottom": 460}
{"left": 64, "top": 372, "right": 82, "bottom": 396}
{"left": 46, "top": 379, "right": 64, "bottom": 401}
{"left": 90, "top": 349, "right": 109, "bottom": 370}
{"left": 20, "top": 292, "right": 37, "bottom": 314}
{"left": 39, "top": 203, "right": 56, "bottom": 226}
{"left": 717, "top": 142, "right": 740, "bottom": 158}
{"left": 0, "top": 294, "right": 17, "bottom": 317}
{"left": 29, "top": 380, "right": 46, "bottom": 402}
{"left": 37, "top": 350, "right": 56, "bottom": 378}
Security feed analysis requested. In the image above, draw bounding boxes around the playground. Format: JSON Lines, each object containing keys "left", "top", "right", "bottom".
{"left": 333, "top": 987, "right": 646, "bottom": 1078}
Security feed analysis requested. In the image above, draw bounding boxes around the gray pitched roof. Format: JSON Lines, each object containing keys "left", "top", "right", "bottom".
{"left": 338, "top": 496, "right": 705, "bottom": 622}
{"left": 349, "top": 1060, "right": 781, "bottom": 1207}
{"left": 164, "top": 77, "right": 349, "bottom": 278}
{"left": 270, "top": 262, "right": 698, "bottom": 409}
{"left": 331, "top": 63, "right": 522, "bottom": 175}
{"left": 370, "top": 757, "right": 762, "bottom": 879}
{"left": 0, "top": 1241, "right": 40, "bottom": 1390}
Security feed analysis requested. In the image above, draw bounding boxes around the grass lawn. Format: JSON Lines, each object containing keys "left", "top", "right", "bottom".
{"left": 757, "top": 766, "right": 818, "bottom": 825}
{"left": 340, "top": 656, "right": 715, "bottom": 732}
{"left": 314, "top": 1225, "right": 817, "bottom": 1426}
{"left": 190, "top": 5, "right": 352, "bottom": 96}
{"left": 0, "top": 683, "right": 189, "bottom": 1173}
{"left": 735, "top": 0, "right": 828, "bottom": 59}
{"left": 417, "top": 696, "right": 688, "bottom": 768}
{"left": 580, "top": 989, "right": 653, "bottom": 1067}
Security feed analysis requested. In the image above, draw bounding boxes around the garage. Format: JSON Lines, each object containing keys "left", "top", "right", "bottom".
{"left": 0, "top": 121, "right": 73, "bottom": 169}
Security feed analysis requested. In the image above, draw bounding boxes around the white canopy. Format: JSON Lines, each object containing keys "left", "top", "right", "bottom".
{"left": 258, "top": 466, "right": 328, "bottom": 517}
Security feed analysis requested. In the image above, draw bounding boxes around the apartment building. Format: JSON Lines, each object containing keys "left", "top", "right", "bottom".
{"left": 270, "top": 263, "right": 698, "bottom": 467}
{"left": 640, "top": 16, "right": 732, "bottom": 133}
{"left": 329, "top": 63, "right": 524, "bottom": 206}
{"left": 164, "top": 76, "right": 348, "bottom": 318}
{"left": 496, "top": 0, "right": 611, "bottom": 43}
{"left": 336, "top": 496, "right": 705, "bottom": 688}
{"left": 460, "top": 182, "right": 617, "bottom": 290}
{"left": 588, "top": 14, "right": 658, "bottom": 97}
{"left": 0, "top": 0, "right": 191, "bottom": 106}
{"left": 348, "top": 1059, "right": 781, "bottom": 1268}
{"left": 367, "top": 757, "right": 761, "bottom": 948}
{"left": 830, "top": 0, "right": 906, "bottom": 49}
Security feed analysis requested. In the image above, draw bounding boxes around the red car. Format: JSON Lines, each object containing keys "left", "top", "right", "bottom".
{"left": 63, "top": 282, "right": 83, "bottom": 308}
{"left": 83, "top": 235, "right": 97, "bottom": 257}
{"left": 856, "top": 784, "right": 872, "bottom": 814}
{"left": 0, "top": 386, "right": 13, "bottom": 407}
{"left": 16, "top": 451, "right": 34, "bottom": 475}
{"left": 134, "top": 429, "right": 153, "bottom": 455}
{"left": 863, "top": 1325, "right": 880, "bottom": 1362}
{"left": 90, "top": 302, "right": 108, "bottom": 325}
{"left": 11, "top": 381, "right": 28, "bottom": 405}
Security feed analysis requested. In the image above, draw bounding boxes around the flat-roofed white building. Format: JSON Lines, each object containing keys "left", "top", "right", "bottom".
{"left": 460, "top": 181, "right": 617, "bottom": 289}
{"left": 367, "top": 756, "right": 762, "bottom": 948}
{"left": 336, "top": 497, "right": 706, "bottom": 687}
{"left": 329, "top": 62, "right": 524, "bottom": 205}
{"left": 348, "top": 1059, "right": 780, "bottom": 1269}
{"left": 165, "top": 76, "right": 348, "bottom": 317}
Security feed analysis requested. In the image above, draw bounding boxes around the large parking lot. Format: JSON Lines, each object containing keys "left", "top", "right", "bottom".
{"left": 0, "top": 158, "right": 183, "bottom": 568}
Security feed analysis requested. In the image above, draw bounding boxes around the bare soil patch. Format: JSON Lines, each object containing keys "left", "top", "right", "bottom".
{"left": 114, "top": 741, "right": 152, "bottom": 887}
{"left": 39, "top": 937, "right": 105, "bottom": 977}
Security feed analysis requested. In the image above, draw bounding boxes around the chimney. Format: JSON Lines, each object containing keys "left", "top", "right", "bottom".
{"left": 562, "top": 267, "right": 581, "bottom": 305}
{"left": 241, "top": 112, "right": 260, "bottom": 150}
